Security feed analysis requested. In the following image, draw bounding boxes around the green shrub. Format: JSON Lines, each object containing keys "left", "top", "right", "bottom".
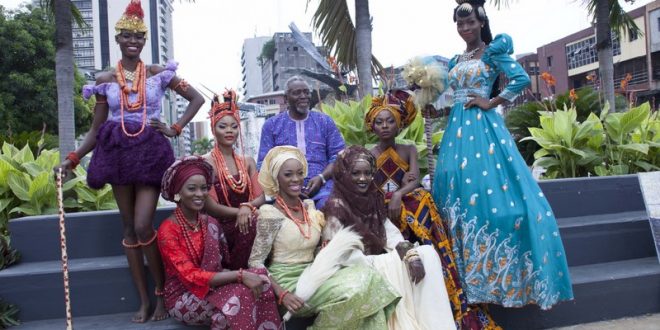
{"left": 0, "top": 141, "right": 118, "bottom": 271}
{"left": 505, "top": 87, "right": 627, "bottom": 165}
{"left": 522, "top": 102, "right": 660, "bottom": 178}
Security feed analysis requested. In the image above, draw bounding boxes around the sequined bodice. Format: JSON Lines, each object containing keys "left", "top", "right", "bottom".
{"left": 448, "top": 59, "right": 494, "bottom": 103}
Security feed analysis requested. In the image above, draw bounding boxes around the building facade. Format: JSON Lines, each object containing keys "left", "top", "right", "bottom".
{"left": 536, "top": 1, "right": 660, "bottom": 108}
{"left": 241, "top": 36, "right": 271, "bottom": 99}
{"left": 515, "top": 53, "right": 541, "bottom": 105}
{"left": 260, "top": 32, "right": 328, "bottom": 93}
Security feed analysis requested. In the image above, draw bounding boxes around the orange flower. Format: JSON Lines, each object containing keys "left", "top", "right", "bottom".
{"left": 541, "top": 71, "right": 556, "bottom": 87}
{"left": 620, "top": 73, "right": 633, "bottom": 91}
{"left": 569, "top": 89, "right": 578, "bottom": 102}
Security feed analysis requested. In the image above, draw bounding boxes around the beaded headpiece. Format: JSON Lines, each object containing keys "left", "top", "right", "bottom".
{"left": 209, "top": 89, "right": 241, "bottom": 129}
{"left": 455, "top": 0, "right": 487, "bottom": 21}
{"left": 115, "top": 0, "right": 148, "bottom": 36}
{"left": 365, "top": 90, "right": 417, "bottom": 132}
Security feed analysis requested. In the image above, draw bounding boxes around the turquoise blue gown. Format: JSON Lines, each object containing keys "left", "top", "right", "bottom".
{"left": 432, "top": 34, "right": 574, "bottom": 310}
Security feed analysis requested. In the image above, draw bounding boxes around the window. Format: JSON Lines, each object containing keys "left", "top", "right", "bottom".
{"left": 565, "top": 34, "right": 621, "bottom": 70}
{"left": 629, "top": 29, "right": 638, "bottom": 42}
{"left": 547, "top": 56, "right": 553, "bottom": 67}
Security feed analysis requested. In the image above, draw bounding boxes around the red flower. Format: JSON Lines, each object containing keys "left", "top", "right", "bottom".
{"left": 540, "top": 72, "right": 556, "bottom": 87}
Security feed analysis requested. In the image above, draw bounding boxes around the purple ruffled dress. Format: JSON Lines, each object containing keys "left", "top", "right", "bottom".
{"left": 82, "top": 61, "right": 179, "bottom": 189}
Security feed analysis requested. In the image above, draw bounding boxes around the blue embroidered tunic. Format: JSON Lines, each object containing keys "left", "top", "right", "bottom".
{"left": 257, "top": 110, "right": 345, "bottom": 208}
{"left": 431, "top": 34, "right": 574, "bottom": 309}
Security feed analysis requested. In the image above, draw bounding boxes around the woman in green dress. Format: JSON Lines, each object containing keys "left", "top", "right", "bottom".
{"left": 248, "top": 146, "right": 400, "bottom": 329}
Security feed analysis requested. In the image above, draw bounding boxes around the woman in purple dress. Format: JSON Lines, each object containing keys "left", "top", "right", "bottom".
{"left": 55, "top": 0, "right": 204, "bottom": 323}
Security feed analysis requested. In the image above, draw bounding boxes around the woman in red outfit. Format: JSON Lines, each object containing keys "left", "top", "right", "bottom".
{"left": 158, "top": 156, "right": 280, "bottom": 329}
{"left": 203, "top": 90, "right": 265, "bottom": 270}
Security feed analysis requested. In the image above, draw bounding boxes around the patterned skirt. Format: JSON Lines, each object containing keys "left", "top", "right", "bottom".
{"left": 388, "top": 188, "right": 501, "bottom": 330}
{"left": 269, "top": 262, "right": 400, "bottom": 330}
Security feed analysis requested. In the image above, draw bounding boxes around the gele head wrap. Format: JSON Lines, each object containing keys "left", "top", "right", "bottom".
{"left": 365, "top": 90, "right": 417, "bottom": 132}
{"left": 258, "top": 146, "right": 308, "bottom": 197}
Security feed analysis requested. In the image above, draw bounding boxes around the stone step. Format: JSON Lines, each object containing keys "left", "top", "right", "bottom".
{"left": 557, "top": 211, "right": 656, "bottom": 266}
{"left": 0, "top": 256, "right": 143, "bottom": 321}
{"left": 491, "top": 257, "right": 660, "bottom": 329}
{"left": 15, "top": 312, "right": 197, "bottom": 330}
{"left": 8, "top": 207, "right": 174, "bottom": 263}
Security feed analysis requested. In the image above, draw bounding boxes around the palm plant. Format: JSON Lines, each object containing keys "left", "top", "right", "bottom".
{"left": 36, "top": 0, "right": 84, "bottom": 162}
{"left": 491, "top": 0, "right": 640, "bottom": 112}
{"left": 307, "top": 0, "right": 383, "bottom": 98}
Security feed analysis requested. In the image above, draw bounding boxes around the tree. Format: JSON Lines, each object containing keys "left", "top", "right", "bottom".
{"left": 0, "top": 5, "right": 92, "bottom": 139}
{"left": 191, "top": 137, "right": 214, "bottom": 155}
{"left": 492, "top": 0, "right": 639, "bottom": 112}
{"left": 53, "top": 0, "right": 75, "bottom": 161}
{"left": 308, "top": 0, "right": 383, "bottom": 98}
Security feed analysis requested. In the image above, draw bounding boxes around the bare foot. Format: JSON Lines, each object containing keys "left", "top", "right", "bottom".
{"left": 132, "top": 303, "right": 150, "bottom": 323}
{"left": 151, "top": 296, "right": 168, "bottom": 322}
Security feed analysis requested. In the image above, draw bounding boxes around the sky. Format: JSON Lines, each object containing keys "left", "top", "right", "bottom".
{"left": 2, "top": 0, "right": 655, "bottom": 122}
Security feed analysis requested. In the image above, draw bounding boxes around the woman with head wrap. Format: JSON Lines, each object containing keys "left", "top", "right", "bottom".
{"left": 157, "top": 156, "right": 280, "bottom": 329}
{"left": 366, "top": 92, "right": 500, "bottom": 329}
{"left": 54, "top": 0, "right": 205, "bottom": 322}
{"left": 322, "top": 146, "right": 456, "bottom": 330}
{"left": 428, "top": 0, "right": 573, "bottom": 310}
{"left": 203, "top": 90, "right": 264, "bottom": 270}
{"left": 248, "top": 146, "right": 400, "bottom": 329}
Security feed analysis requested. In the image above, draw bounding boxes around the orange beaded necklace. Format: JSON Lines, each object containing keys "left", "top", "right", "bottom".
{"left": 116, "top": 60, "right": 147, "bottom": 137}
{"left": 211, "top": 148, "right": 253, "bottom": 206}
{"left": 275, "top": 196, "right": 312, "bottom": 239}
{"left": 175, "top": 207, "right": 206, "bottom": 264}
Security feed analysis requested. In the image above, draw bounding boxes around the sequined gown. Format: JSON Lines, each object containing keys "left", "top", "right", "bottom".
{"left": 431, "top": 34, "right": 573, "bottom": 309}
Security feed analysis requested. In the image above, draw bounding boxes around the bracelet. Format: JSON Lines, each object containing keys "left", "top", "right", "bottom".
{"left": 171, "top": 123, "right": 183, "bottom": 136}
{"left": 278, "top": 290, "right": 290, "bottom": 305}
{"left": 237, "top": 268, "right": 243, "bottom": 284}
{"left": 66, "top": 152, "right": 80, "bottom": 169}
{"left": 239, "top": 202, "right": 256, "bottom": 213}
{"left": 403, "top": 249, "right": 420, "bottom": 263}
{"left": 317, "top": 173, "right": 327, "bottom": 184}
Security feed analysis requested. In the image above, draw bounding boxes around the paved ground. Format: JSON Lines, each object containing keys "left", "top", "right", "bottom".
{"left": 551, "top": 313, "right": 660, "bottom": 330}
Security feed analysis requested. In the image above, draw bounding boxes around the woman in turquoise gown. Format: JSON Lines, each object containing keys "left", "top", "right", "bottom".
{"left": 431, "top": 0, "right": 573, "bottom": 310}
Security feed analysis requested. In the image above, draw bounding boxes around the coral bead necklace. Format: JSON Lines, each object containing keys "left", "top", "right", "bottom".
{"left": 175, "top": 207, "right": 206, "bottom": 264}
{"left": 275, "top": 196, "right": 311, "bottom": 239}
{"left": 211, "top": 148, "right": 253, "bottom": 206}
{"left": 116, "top": 60, "right": 147, "bottom": 137}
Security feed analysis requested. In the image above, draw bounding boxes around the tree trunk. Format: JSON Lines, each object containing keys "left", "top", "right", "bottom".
{"left": 354, "top": 0, "right": 372, "bottom": 98}
{"left": 595, "top": 0, "right": 617, "bottom": 112}
{"left": 54, "top": 0, "right": 76, "bottom": 161}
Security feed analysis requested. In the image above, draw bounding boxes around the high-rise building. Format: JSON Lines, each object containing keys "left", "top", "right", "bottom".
{"left": 241, "top": 36, "right": 271, "bottom": 98}
{"left": 63, "top": 0, "right": 175, "bottom": 74}
{"left": 173, "top": 94, "right": 191, "bottom": 156}
{"left": 260, "top": 32, "right": 329, "bottom": 93}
